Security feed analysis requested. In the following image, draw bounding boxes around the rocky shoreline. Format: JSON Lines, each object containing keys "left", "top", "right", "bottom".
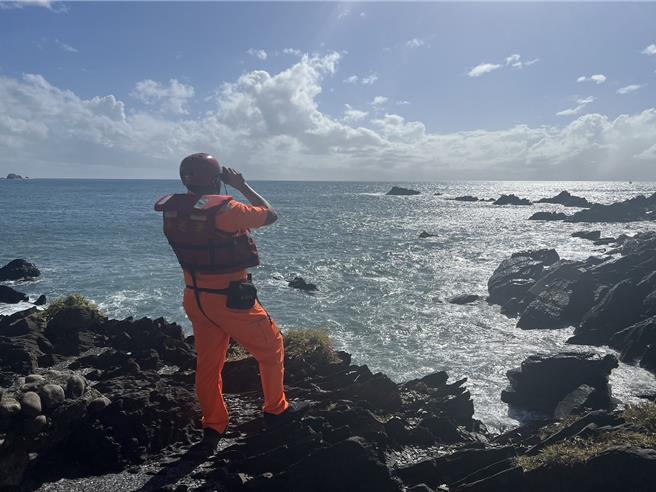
{"left": 1, "top": 297, "right": 654, "bottom": 492}
{"left": 1, "top": 189, "right": 655, "bottom": 491}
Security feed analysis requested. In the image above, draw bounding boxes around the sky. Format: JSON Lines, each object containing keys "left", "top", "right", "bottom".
{"left": 0, "top": 1, "right": 655, "bottom": 180}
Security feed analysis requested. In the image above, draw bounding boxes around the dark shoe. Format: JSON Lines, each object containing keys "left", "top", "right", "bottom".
{"left": 263, "top": 401, "right": 310, "bottom": 429}
{"left": 191, "top": 427, "right": 223, "bottom": 454}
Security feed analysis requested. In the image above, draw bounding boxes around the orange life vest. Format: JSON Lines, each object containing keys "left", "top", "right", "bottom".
{"left": 154, "top": 193, "right": 260, "bottom": 274}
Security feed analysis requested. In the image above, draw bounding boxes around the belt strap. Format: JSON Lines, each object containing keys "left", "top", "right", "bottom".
{"left": 186, "top": 285, "right": 230, "bottom": 295}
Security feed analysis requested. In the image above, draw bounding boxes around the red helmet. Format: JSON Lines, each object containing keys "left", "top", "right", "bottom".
{"left": 179, "top": 153, "right": 221, "bottom": 187}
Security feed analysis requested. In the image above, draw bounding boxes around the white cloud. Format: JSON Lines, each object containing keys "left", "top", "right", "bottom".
{"left": 131, "top": 79, "right": 195, "bottom": 115}
{"left": 282, "top": 48, "right": 302, "bottom": 57}
{"left": 54, "top": 39, "right": 78, "bottom": 53}
{"left": 642, "top": 44, "right": 656, "bottom": 56}
{"left": 0, "top": 0, "right": 65, "bottom": 10}
{"left": 2, "top": 55, "right": 656, "bottom": 180}
{"left": 343, "top": 73, "right": 378, "bottom": 85}
{"left": 556, "top": 96, "right": 595, "bottom": 116}
{"left": 397, "top": 100, "right": 410, "bottom": 105}
{"left": 505, "top": 54, "right": 521, "bottom": 68}
{"left": 406, "top": 38, "right": 425, "bottom": 49}
{"left": 468, "top": 63, "right": 502, "bottom": 77}
{"left": 617, "top": 84, "right": 645, "bottom": 95}
{"left": 360, "top": 11, "right": 366, "bottom": 18}
{"left": 343, "top": 104, "right": 368, "bottom": 123}
{"left": 524, "top": 58, "right": 540, "bottom": 67}
{"left": 371, "top": 96, "right": 388, "bottom": 106}
{"left": 337, "top": 5, "right": 351, "bottom": 19}
{"left": 577, "top": 74, "right": 607, "bottom": 84}
{"left": 246, "top": 48, "right": 268, "bottom": 61}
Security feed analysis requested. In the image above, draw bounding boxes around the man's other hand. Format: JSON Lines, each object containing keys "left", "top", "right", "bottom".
{"left": 221, "top": 167, "right": 247, "bottom": 190}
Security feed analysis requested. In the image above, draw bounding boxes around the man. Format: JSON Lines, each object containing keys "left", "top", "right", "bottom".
{"left": 155, "top": 153, "right": 307, "bottom": 448}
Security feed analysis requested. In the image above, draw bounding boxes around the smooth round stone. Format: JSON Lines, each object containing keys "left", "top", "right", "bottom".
{"left": 24, "top": 415, "right": 47, "bottom": 435}
{"left": 87, "top": 396, "right": 111, "bottom": 414}
{"left": 39, "top": 384, "right": 65, "bottom": 410}
{"left": 0, "top": 398, "right": 21, "bottom": 417}
{"left": 19, "top": 392, "right": 42, "bottom": 418}
{"left": 65, "top": 375, "right": 87, "bottom": 399}
{"left": 25, "top": 374, "right": 45, "bottom": 384}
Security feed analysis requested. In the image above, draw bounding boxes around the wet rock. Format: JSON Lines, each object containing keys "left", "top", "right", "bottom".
{"left": 34, "top": 294, "right": 47, "bottom": 306}
{"left": 0, "top": 285, "right": 29, "bottom": 304}
{"left": 537, "top": 191, "right": 593, "bottom": 208}
{"left": 288, "top": 277, "right": 318, "bottom": 292}
{"left": 572, "top": 230, "right": 601, "bottom": 240}
{"left": 386, "top": 186, "right": 420, "bottom": 196}
{"left": 529, "top": 211, "right": 569, "bottom": 221}
{"left": 419, "top": 231, "right": 436, "bottom": 238}
{"left": 0, "top": 259, "right": 41, "bottom": 281}
{"left": 45, "top": 305, "right": 106, "bottom": 356}
{"left": 454, "top": 195, "right": 480, "bottom": 202}
{"left": 493, "top": 194, "right": 532, "bottom": 206}
{"left": 39, "top": 383, "right": 65, "bottom": 410}
{"left": 448, "top": 294, "right": 481, "bottom": 305}
{"left": 501, "top": 352, "right": 617, "bottom": 417}
{"left": 510, "top": 249, "right": 560, "bottom": 265}
{"left": 19, "top": 391, "right": 42, "bottom": 417}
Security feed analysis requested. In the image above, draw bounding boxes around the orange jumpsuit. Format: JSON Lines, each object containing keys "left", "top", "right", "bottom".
{"left": 182, "top": 200, "right": 289, "bottom": 434}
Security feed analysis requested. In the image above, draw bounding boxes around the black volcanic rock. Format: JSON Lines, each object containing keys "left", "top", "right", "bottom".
{"left": 529, "top": 211, "right": 569, "bottom": 221}
{"left": 572, "top": 230, "right": 602, "bottom": 240}
{"left": 566, "top": 193, "right": 656, "bottom": 222}
{"left": 454, "top": 195, "right": 480, "bottom": 202}
{"left": 501, "top": 352, "right": 618, "bottom": 416}
{"left": 517, "top": 261, "right": 594, "bottom": 330}
{"left": 6, "top": 173, "right": 23, "bottom": 179}
{"left": 487, "top": 249, "right": 559, "bottom": 311}
{"left": 493, "top": 194, "right": 532, "bottom": 206}
{"left": 419, "top": 231, "right": 436, "bottom": 238}
{"left": 386, "top": 186, "right": 420, "bottom": 196}
{"left": 609, "top": 315, "right": 656, "bottom": 372}
{"left": 0, "top": 259, "right": 41, "bottom": 281}
{"left": 537, "top": 191, "right": 593, "bottom": 208}
{"left": 288, "top": 276, "right": 318, "bottom": 291}
{"left": 448, "top": 294, "right": 481, "bottom": 305}
{"left": 0, "top": 285, "right": 29, "bottom": 304}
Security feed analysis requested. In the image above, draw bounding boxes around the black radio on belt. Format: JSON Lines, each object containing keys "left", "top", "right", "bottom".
{"left": 226, "top": 280, "right": 257, "bottom": 309}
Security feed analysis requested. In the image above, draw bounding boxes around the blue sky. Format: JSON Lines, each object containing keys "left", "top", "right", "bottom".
{"left": 0, "top": 1, "right": 655, "bottom": 180}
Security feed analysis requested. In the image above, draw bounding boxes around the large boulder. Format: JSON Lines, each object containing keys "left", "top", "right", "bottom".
{"left": 609, "top": 315, "right": 656, "bottom": 373}
{"left": 487, "top": 250, "right": 559, "bottom": 310}
{"left": 0, "top": 285, "right": 28, "bottom": 304}
{"left": 386, "top": 186, "right": 420, "bottom": 196}
{"left": 569, "top": 280, "right": 647, "bottom": 345}
{"left": 517, "top": 261, "right": 594, "bottom": 330}
{"left": 0, "top": 259, "right": 40, "bottom": 281}
{"left": 537, "top": 191, "right": 592, "bottom": 208}
{"left": 529, "top": 211, "right": 569, "bottom": 221}
{"left": 500, "top": 352, "right": 618, "bottom": 416}
{"left": 493, "top": 194, "right": 532, "bottom": 206}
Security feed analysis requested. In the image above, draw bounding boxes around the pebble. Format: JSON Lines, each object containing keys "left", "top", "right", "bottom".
{"left": 66, "top": 375, "right": 87, "bottom": 399}
{"left": 19, "top": 392, "right": 42, "bottom": 418}
{"left": 25, "top": 374, "right": 45, "bottom": 384}
{"left": 39, "top": 384, "right": 66, "bottom": 410}
{"left": 88, "top": 396, "right": 111, "bottom": 414}
{"left": 0, "top": 398, "right": 21, "bottom": 417}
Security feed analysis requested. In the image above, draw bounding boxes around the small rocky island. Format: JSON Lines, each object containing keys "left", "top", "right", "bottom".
{"left": 386, "top": 186, "right": 421, "bottom": 196}
{"left": 5, "top": 173, "right": 27, "bottom": 180}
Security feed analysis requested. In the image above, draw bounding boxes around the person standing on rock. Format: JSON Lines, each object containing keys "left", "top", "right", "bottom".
{"left": 155, "top": 153, "right": 307, "bottom": 448}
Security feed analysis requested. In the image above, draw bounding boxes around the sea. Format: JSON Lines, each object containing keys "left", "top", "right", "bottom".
{"left": 2, "top": 179, "right": 655, "bottom": 431}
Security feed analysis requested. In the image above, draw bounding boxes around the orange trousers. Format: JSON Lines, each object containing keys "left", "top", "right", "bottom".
{"left": 183, "top": 288, "right": 289, "bottom": 434}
